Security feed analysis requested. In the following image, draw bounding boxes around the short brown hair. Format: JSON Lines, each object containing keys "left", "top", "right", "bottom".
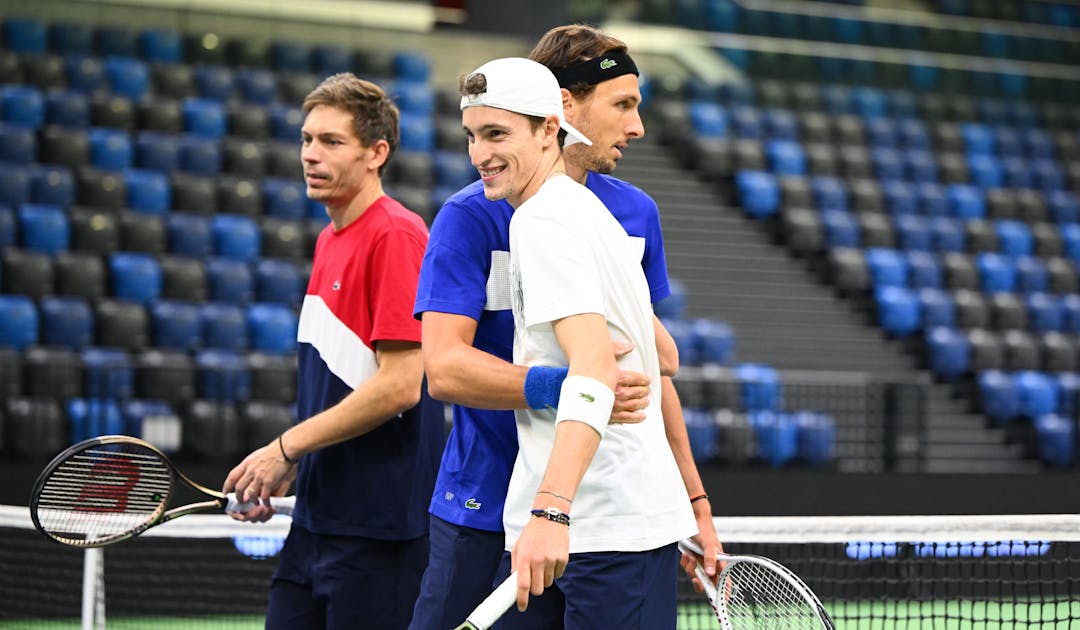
{"left": 303, "top": 73, "right": 399, "bottom": 176}
{"left": 458, "top": 71, "right": 563, "bottom": 145}
{"left": 528, "top": 24, "right": 629, "bottom": 100}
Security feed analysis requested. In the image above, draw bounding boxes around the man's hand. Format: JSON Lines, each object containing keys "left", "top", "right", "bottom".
{"left": 511, "top": 516, "right": 569, "bottom": 611}
{"left": 223, "top": 440, "right": 297, "bottom": 522}
{"left": 680, "top": 498, "right": 724, "bottom": 592}
{"left": 610, "top": 339, "right": 649, "bottom": 424}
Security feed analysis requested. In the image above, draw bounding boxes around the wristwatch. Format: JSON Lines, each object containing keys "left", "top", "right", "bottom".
{"left": 530, "top": 506, "right": 570, "bottom": 526}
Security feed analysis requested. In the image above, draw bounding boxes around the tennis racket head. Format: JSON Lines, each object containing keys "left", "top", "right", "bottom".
{"left": 30, "top": 435, "right": 177, "bottom": 548}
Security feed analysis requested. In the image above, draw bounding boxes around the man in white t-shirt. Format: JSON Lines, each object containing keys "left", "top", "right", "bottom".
{"left": 460, "top": 56, "right": 697, "bottom": 629}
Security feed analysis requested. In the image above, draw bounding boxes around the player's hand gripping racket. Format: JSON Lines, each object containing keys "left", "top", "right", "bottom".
{"left": 679, "top": 538, "right": 834, "bottom": 629}
{"left": 453, "top": 572, "right": 518, "bottom": 630}
{"left": 31, "top": 435, "right": 295, "bottom": 548}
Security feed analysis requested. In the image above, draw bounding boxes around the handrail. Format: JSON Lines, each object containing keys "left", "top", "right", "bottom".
{"left": 733, "top": 0, "right": 1080, "bottom": 42}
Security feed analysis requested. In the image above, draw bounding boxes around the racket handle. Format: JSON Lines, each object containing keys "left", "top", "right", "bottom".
{"left": 455, "top": 572, "right": 518, "bottom": 630}
{"left": 225, "top": 493, "right": 296, "bottom": 517}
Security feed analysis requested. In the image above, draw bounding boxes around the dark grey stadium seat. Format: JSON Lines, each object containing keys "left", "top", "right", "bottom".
{"left": 264, "top": 140, "right": 301, "bottom": 179}
{"left": 136, "top": 348, "right": 196, "bottom": 402}
{"left": 39, "top": 125, "right": 89, "bottom": 169}
{"left": 1002, "top": 330, "right": 1040, "bottom": 371}
{"left": 2, "top": 248, "right": 54, "bottom": 298}
{"left": 76, "top": 167, "right": 126, "bottom": 209}
{"left": 829, "top": 247, "right": 870, "bottom": 294}
{"left": 260, "top": 217, "right": 307, "bottom": 260}
{"left": 964, "top": 220, "right": 998, "bottom": 254}
{"left": 22, "top": 54, "right": 66, "bottom": 90}
{"left": 804, "top": 142, "right": 838, "bottom": 176}
{"left": 216, "top": 176, "right": 263, "bottom": 217}
{"left": 151, "top": 63, "right": 198, "bottom": 99}
{"left": 781, "top": 207, "right": 823, "bottom": 256}
{"left": 937, "top": 153, "right": 969, "bottom": 184}
{"left": 118, "top": 210, "right": 167, "bottom": 254}
{"left": 1016, "top": 189, "right": 1048, "bottom": 223}
{"left": 0, "top": 347, "right": 21, "bottom": 398}
{"left": 732, "top": 139, "right": 767, "bottom": 172}
{"left": 183, "top": 399, "right": 243, "bottom": 461}
{"left": 798, "top": 111, "right": 831, "bottom": 143}
{"left": 839, "top": 145, "right": 873, "bottom": 179}
{"left": 858, "top": 212, "right": 894, "bottom": 248}
{"left": 160, "top": 255, "right": 208, "bottom": 302}
{"left": 248, "top": 352, "right": 298, "bottom": 402}
{"left": 137, "top": 96, "right": 183, "bottom": 133}
{"left": 1041, "top": 332, "right": 1076, "bottom": 373}
{"left": 944, "top": 254, "right": 979, "bottom": 291}
{"left": 1047, "top": 257, "right": 1079, "bottom": 294}
{"left": 222, "top": 137, "right": 266, "bottom": 178}
{"left": 953, "top": 288, "right": 990, "bottom": 329}
{"left": 22, "top": 347, "right": 82, "bottom": 399}
{"left": 171, "top": 172, "right": 217, "bottom": 214}
{"left": 1032, "top": 223, "right": 1063, "bottom": 258}
{"left": 933, "top": 122, "right": 964, "bottom": 153}
{"left": 54, "top": 251, "right": 106, "bottom": 300}
{"left": 989, "top": 292, "right": 1027, "bottom": 331}
{"left": 69, "top": 206, "right": 120, "bottom": 254}
{"left": 833, "top": 115, "right": 866, "bottom": 146}
{"left": 88, "top": 93, "right": 135, "bottom": 130}
{"left": 780, "top": 176, "right": 813, "bottom": 209}
{"left": 242, "top": 401, "right": 294, "bottom": 451}
{"left": 227, "top": 102, "right": 270, "bottom": 139}
{"left": 6, "top": 397, "right": 65, "bottom": 458}
{"left": 985, "top": 189, "right": 1017, "bottom": 220}
{"left": 95, "top": 298, "right": 149, "bottom": 351}
{"left": 966, "top": 328, "right": 1005, "bottom": 371}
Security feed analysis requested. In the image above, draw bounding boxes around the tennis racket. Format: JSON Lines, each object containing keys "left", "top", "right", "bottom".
{"left": 30, "top": 435, "right": 295, "bottom": 548}
{"left": 679, "top": 538, "right": 834, "bottom": 629}
{"left": 453, "top": 572, "right": 518, "bottom": 630}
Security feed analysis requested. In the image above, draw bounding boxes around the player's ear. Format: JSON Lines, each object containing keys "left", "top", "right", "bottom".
{"left": 368, "top": 138, "right": 391, "bottom": 172}
{"left": 561, "top": 88, "right": 574, "bottom": 115}
{"left": 545, "top": 116, "right": 561, "bottom": 145}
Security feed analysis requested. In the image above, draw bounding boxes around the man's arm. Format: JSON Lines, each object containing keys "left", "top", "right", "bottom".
{"left": 512, "top": 312, "right": 617, "bottom": 610}
{"left": 654, "top": 314, "right": 679, "bottom": 377}
{"left": 223, "top": 340, "right": 423, "bottom": 509}
{"left": 422, "top": 310, "right": 649, "bottom": 421}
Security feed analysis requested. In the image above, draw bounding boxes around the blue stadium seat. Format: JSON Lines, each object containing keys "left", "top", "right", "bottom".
{"left": 865, "top": 117, "right": 898, "bottom": 149}
{"left": 763, "top": 109, "right": 797, "bottom": 141}
{"left": 18, "top": 203, "right": 69, "bottom": 255}
{"left": 312, "top": 44, "right": 353, "bottom": 76}
{"left": 194, "top": 64, "right": 234, "bottom": 102}
{"left": 139, "top": 28, "right": 183, "bottom": 64}
{"left": 1023, "top": 128, "right": 1054, "bottom": 159}
{"left": 1034, "top": 413, "right": 1074, "bottom": 468}
{"left": 150, "top": 299, "right": 202, "bottom": 350}
{"left": 109, "top": 252, "right": 162, "bottom": 304}
{"left": 904, "top": 149, "right": 938, "bottom": 184}
{"left": 182, "top": 97, "right": 226, "bottom": 138}
{"left": 906, "top": 250, "right": 941, "bottom": 288}
{"left": 123, "top": 168, "right": 171, "bottom": 214}
{"left": 865, "top": 248, "right": 908, "bottom": 288}
{"left": 928, "top": 322, "right": 972, "bottom": 378}
{"left": 432, "top": 150, "right": 475, "bottom": 190}
{"left": 978, "top": 369, "right": 1018, "bottom": 424}
{"left": 1015, "top": 370, "right": 1059, "bottom": 419}
{"left": 248, "top": 303, "right": 298, "bottom": 355}
{"left": 40, "top": 295, "right": 93, "bottom": 349}
{"left": 104, "top": 58, "right": 149, "bottom": 100}
{"left": 976, "top": 252, "right": 1017, "bottom": 293}
{"left": 195, "top": 348, "right": 250, "bottom": 402}
{"left": 946, "top": 184, "right": 985, "bottom": 220}
{"left": 735, "top": 170, "right": 779, "bottom": 218}
{"left": 897, "top": 119, "right": 930, "bottom": 150}
{"left": 883, "top": 180, "right": 917, "bottom": 217}
{"left": 212, "top": 214, "right": 260, "bottom": 261}
{"left": 44, "top": 89, "right": 89, "bottom": 128}
{"left": 1032, "top": 158, "right": 1065, "bottom": 193}
{"left": 994, "top": 219, "right": 1033, "bottom": 257}
{"left": 0, "top": 295, "right": 38, "bottom": 350}
{"left": 686, "top": 101, "right": 727, "bottom": 138}
{"left": 1061, "top": 224, "right": 1080, "bottom": 266}
{"left": 875, "top": 285, "right": 921, "bottom": 336}
{"left": 254, "top": 258, "right": 303, "bottom": 306}
{"left": 821, "top": 209, "right": 859, "bottom": 248}
{"left": 794, "top": 411, "right": 836, "bottom": 466}
{"left": 916, "top": 183, "right": 948, "bottom": 217}
{"left": 682, "top": 408, "right": 718, "bottom": 464}
{"left": 1015, "top": 255, "right": 1049, "bottom": 294}
{"left": 871, "top": 147, "right": 904, "bottom": 182}
{"left": 810, "top": 175, "right": 847, "bottom": 212}
{"left": 134, "top": 130, "right": 181, "bottom": 172}
{"left": 1, "top": 85, "right": 44, "bottom": 128}
{"left": 1055, "top": 372, "right": 1080, "bottom": 418}
{"left": 82, "top": 347, "right": 134, "bottom": 399}
{"left": 748, "top": 410, "right": 797, "bottom": 468}
{"left": 393, "top": 51, "right": 430, "bottom": 82}
{"left": 1063, "top": 295, "right": 1080, "bottom": 334}
{"left": 1026, "top": 292, "right": 1064, "bottom": 333}
{"left": 178, "top": 135, "right": 222, "bottom": 176}
{"left": 200, "top": 302, "right": 248, "bottom": 351}
{"left": 67, "top": 398, "right": 126, "bottom": 442}
{"left": 235, "top": 69, "right": 277, "bottom": 104}
{"left": 49, "top": 22, "right": 93, "bottom": 56}
{"left": 393, "top": 80, "right": 436, "bottom": 116}
{"left": 94, "top": 25, "right": 139, "bottom": 58}
{"left": 967, "top": 154, "right": 1004, "bottom": 189}
{"left": 269, "top": 104, "right": 304, "bottom": 142}
{"left": 4, "top": 17, "right": 47, "bottom": 54}
{"left": 399, "top": 112, "right": 435, "bottom": 152}
{"left": 0, "top": 122, "right": 36, "bottom": 163}
{"left": 262, "top": 178, "right": 306, "bottom": 220}
{"left": 852, "top": 87, "right": 887, "bottom": 119}
{"left": 994, "top": 127, "right": 1024, "bottom": 158}
{"left": 895, "top": 215, "right": 932, "bottom": 252}
{"left": 736, "top": 364, "right": 782, "bottom": 412}
{"left": 961, "top": 122, "right": 995, "bottom": 156}
{"left": 919, "top": 289, "right": 956, "bottom": 329}
{"left": 88, "top": 127, "right": 133, "bottom": 170}
{"left": 270, "top": 40, "right": 311, "bottom": 73}
{"left": 692, "top": 318, "right": 735, "bottom": 366}
{"left": 122, "top": 399, "right": 180, "bottom": 450}
{"left": 206, "top": 257, "right": 254, "bottom": 303}
{"left": 729, "top": 105, "right": 762, "bottom": 139}
{"left": 64, "top": 56, "right": 106, "bottom": 93}
{"left": 766, "top": 139, "right": 806, "bottom": 176}
{"left": 1048, "top": 191, "right": 1080, "bottom": 224}
{"left": 1003, "top": 156, "right": 1033, "bottom": 189}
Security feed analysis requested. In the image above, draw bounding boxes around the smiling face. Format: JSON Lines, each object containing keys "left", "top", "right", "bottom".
{"left": 562, "top": 73, "right": 644, "bottom": 175}
{"left": 300, "top": 104, "right": 379, "bottom": 208}
{"left": 463, "top": 106, "right": 556, "bottom": 208}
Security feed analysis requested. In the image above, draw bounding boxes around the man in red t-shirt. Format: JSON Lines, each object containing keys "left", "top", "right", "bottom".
{"left": 223, "top": 73, "right": 443, "bottom": 630}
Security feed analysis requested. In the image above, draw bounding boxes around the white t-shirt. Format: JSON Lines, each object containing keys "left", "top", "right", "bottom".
{"left": 504, "top": 175, "right": 697, "bottom": 553}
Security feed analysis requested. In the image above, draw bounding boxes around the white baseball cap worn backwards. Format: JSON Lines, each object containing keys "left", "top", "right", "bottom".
{"left": 460, "top": 57, "right": 593, "bottom": 147}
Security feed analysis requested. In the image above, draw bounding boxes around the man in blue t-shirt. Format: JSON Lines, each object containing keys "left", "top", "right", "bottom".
{"left": 410, "top": 26, "right": 721, "bottom": 629}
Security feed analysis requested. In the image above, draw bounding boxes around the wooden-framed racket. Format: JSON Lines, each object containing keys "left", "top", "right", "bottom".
{"left": 679, "top": 538, "right": 835, "bottom": 629}
{"left": 30, "top": 435, "right": 295, "bottom": 548}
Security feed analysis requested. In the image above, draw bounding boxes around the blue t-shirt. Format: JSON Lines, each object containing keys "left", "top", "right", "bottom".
{"left": 413, "top": 173, "right": 670, "bottom": 532}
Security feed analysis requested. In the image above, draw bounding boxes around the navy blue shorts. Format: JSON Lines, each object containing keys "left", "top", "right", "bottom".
{"left": 408, "top": 515, "right": 505, "bottom": 630}
{"left": 491, "top": 543, "right": 680, "bottom": 630}
{"left": 266, "top": 524, "right": 428, "bottom": 630}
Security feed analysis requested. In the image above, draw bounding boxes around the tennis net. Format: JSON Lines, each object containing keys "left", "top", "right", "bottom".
{"left": 3, "top": 507, "right": 1080, "bottom": 629}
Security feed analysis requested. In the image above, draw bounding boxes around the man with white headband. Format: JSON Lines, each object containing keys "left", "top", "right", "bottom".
{"left": 458, "top": 56, "right": 697, "bottom": 628}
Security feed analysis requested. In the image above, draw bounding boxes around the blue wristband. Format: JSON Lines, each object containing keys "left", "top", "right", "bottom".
{"left": 524, "top": 366, "right": 569, "bottom": 410}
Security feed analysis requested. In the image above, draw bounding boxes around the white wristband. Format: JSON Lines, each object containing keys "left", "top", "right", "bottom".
{"left": 554, "top": 375, "right": 615, "bottom": 436}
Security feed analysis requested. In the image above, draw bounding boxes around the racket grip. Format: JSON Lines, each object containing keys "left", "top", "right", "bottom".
{"left": 225, "top": 493, "right": 296, "bottom": 517}
{"left": 458, "top": 572, "right": 518, "bottom": 630}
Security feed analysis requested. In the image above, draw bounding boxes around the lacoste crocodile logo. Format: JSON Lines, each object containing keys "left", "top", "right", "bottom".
{"left": 465, "top": 498, "right": 482, "bottom": 510}
{"left": 599, "top": 59, "right": 617, "bottom": 70}
{"left": 579, "top": 392, "right": 595, "bottom": 403}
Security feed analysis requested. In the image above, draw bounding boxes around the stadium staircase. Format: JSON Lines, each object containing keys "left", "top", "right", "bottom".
{"left": 619, "top": 133, "right": 1040, "bottom": 472}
